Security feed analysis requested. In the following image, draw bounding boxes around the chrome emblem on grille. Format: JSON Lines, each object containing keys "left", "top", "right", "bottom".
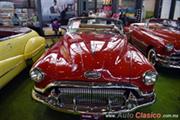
{"left": 84, "top": 71, "right": 101, "bottom": 79}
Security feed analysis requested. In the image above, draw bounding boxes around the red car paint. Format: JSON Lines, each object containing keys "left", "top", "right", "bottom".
{"left": 31, "top": 17, "right": 157, "bottom": 114}
{"left": 33, "top": 29, "right": 155, "bottom": 92}
{"left": 127, "top": 19, "right": 180, "bottom": 68}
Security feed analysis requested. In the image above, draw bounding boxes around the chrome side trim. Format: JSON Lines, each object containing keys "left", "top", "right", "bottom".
{"left": 0, "top": 60, "right": 25, "bottom": 79}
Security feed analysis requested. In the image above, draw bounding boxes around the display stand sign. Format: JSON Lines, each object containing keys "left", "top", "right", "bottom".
{"left": 40, "top": 0, "right": 76, "bottom": 22}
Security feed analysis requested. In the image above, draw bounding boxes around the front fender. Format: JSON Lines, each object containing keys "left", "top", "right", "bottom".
{"left": 24, "top": 36, "right": 46, "bottom": 62}
{"left": 128, "top": 45, "right": 156, "bottom": 93}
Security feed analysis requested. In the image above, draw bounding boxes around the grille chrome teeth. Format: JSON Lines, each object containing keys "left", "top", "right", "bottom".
{"left": 45, "top": 87, "right": 131, "bottom": 112}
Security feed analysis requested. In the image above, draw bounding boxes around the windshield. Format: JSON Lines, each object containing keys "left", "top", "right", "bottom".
{"left": 0, "top": 27, "right": 31, "bottom": 41}
{"left": 67, "top": 17, "right": 123, "bottom": 34}
{"left": 150, "top": 19, "right": 180, "bottom": 30}
{"left": 162, "top": 20, "right": 180, "bottom": 30}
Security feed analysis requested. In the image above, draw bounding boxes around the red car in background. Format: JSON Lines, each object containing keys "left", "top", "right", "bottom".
{"left": 30, "top": 17, "right": 157, "bottom": 115}
{"left": 126, "top": 19, "right": 180, "bottom": 68}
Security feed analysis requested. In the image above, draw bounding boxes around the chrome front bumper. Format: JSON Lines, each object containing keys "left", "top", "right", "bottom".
{"left": 157, "top": 53, "right": 180, "bottom": 69}
{"left": 32, "top": 81, "right": 155, "bottom": 115}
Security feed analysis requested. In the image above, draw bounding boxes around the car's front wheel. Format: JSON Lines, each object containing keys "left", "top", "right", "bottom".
{"left": 147, "top": 49, "right": 157, "bottom": 66}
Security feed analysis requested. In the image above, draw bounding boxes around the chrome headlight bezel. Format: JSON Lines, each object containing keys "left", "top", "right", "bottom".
{"left": 143, "top": 71, "right": 158, "bottom": 86}
{"left": 30, "top": 68, "right": 44, "bottom": 83}
{"left": 165, "top": 43, "right": 174, "bottom": 52}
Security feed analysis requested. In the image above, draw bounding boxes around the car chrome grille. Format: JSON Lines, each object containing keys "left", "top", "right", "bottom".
{"left": 169, "top": 53, "right": 180, "bottom": 65}
{"left": 171, "top": 52, "right": 180, "bottom": 58}
{"left": 38, "top": 87, "right": 134, "bottom": 112}
{"left": 33, "top": 82, "right": 155, "bottom": 113}
{"left": 58, "top": 87, "right": 126, "bottom": 107}
{"left": 157, "top": 53, "right": 180, "bottom": 67}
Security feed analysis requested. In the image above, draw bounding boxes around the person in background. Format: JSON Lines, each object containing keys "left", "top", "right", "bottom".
{"left": 177, "top": 17, "right": 180, "bottom": 30}
{"left": 31, "top": 13, "right": 39, "bottom": 27}
{"left": 88, "top": 11, "right": 96, "bottom": 17}
{"left": 60, "top": 7, "right": 68, "bottom": 25}
{"left": 80, "top": 11, "right": 88, "bottom": 17}
{"left": 28, "top": 13, "right": 44, "bottom": 36}
{"left": 97, "top": 9, "right": 106, "bottom": 18}
{"left": 50, "top": 0, "right": 60, "bottom": 14}
{"left": 120, "top": 13, "right": 128, "bottom": 26}
{"left": 61, "top": 7, "right": 68, "bottom": 19}
{"left": 112, "top": 13, "right": 120, "bottom": 20}
{"left": 51, "top": 18, "right": 61, "bottom": 36}
{"left": 12, "top": 13, "right": 21, "bottom": 26}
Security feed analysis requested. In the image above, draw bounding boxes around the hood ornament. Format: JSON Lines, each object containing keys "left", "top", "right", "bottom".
{"left": 84, "top": 71, "right": 101, "bottom": 79}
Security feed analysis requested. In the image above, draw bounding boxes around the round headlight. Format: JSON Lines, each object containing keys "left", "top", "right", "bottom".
{"left": 30, "top": 68, "right": 44, "bottom": 82}
{"left": 143, "top": 71, "right": 158, "bottom": 86}
{"left": 165, "top": 43, "right": 174, "bottom": 52}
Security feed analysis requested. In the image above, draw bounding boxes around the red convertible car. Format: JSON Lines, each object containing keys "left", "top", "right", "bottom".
{"left": 126, "top": 19, "right": 180, "bottom": 68}
{"left": 30, "top": 17, "right": 158, "bottom": 115}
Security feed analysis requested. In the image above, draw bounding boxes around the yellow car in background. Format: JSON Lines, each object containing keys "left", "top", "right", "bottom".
{"left": 0, "top": 27, "right": 46, "bottom": 89}
{"left": 43, "top": 27, "right": 66, "bottom": 36}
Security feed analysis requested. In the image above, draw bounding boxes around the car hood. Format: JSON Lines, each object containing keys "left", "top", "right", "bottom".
{"left": 35, "top": 32, "right": 133, "bottom": 83}
{"left": 61, "top": 32, "right": 127, "bottom": 68}
{"left": 152, "top": 28, "right": 180, "bottom": 49}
